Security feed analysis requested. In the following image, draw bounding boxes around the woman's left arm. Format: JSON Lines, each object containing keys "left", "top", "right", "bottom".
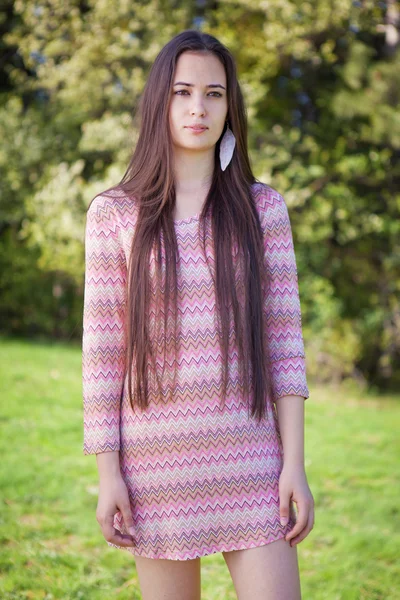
{"left": 275, "top": 394, "right": 314, "bottom": 547}
{"left": 258, "top": 185, "right": 314, "bottom": 546}
{"left": 275, "top": 394, "right": 305, "bottom": 466}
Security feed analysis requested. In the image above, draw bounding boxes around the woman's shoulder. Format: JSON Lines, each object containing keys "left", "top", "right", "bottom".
{"left": 250, "top": 181, "right": 288, "bottom": 226}
{"left": 87, "top": 184, "right": 139, "bottom": 228}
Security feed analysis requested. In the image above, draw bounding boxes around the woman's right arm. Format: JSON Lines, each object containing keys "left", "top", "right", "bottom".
{"left": 96, "top": 450, "right": 121, "bottom": 478}
{"left": 96, "top": 451, "right": 136, "bottom": 545}
{"left": 82, "top": 194, "right": 127, "bottom": 456}
{"left": 82, "top": 194, "right": 135, "bottom": 546}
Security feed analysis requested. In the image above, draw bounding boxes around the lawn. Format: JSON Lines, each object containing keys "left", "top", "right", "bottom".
{"left": 0, "top": 336, "right": 399, "bottom": 599}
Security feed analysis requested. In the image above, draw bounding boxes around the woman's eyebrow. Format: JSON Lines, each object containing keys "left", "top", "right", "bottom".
{"left": 173, "top": 81, "right": 226, "bottom": 90}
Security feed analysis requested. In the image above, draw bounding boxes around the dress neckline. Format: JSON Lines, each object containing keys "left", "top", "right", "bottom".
{"left": 173, "top": 212, "right": 201, "bottom": 226}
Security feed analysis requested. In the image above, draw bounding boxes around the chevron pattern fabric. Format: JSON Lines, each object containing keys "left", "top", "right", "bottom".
{"left": 82, "top": 182, "right": 309, "bottom": 560}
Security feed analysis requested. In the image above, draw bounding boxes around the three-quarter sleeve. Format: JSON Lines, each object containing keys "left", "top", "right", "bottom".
{"left": 82, "top": 195, "right": 127, "bottom": 455}
{"left": 259, "top": 185, "right": 310, "bottom": 402}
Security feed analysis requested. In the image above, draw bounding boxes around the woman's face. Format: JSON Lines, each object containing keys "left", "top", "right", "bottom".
{"left": 169, "top": 51, "right": 228, "bottom": 155}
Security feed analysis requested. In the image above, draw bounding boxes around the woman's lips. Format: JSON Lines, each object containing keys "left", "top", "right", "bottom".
{"left": 185, "top": 126, "right": 208, "bottom": 133}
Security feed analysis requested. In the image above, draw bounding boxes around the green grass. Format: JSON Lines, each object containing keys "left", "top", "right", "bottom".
{"left": 0, "top": 335, "right": 399, "bottom": 599}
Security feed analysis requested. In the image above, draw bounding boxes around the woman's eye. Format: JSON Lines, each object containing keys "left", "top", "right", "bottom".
{"left": 174, "top": 90, "right": 222, "bottom": 97}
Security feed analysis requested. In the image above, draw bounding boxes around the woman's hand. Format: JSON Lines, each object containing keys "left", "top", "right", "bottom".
{"left": 96, "top": 474, "right": 136, "bottom": 547}
{"left": 279, "top": 463, "right": 314, "bottom": 547}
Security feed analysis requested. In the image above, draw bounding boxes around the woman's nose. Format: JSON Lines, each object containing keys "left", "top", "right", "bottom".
{"left": 190, "top": 96, "right": 206, "bottom": 116}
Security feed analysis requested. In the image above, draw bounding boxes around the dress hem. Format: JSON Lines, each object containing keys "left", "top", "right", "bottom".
{"left": 105, "top": 529, "right": 291, "bottom": 561}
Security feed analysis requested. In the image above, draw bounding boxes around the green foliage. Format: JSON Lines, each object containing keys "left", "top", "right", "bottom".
{"left": 0, "top": 0, "right": 399, "bottom": 390}
{"left": 207, "top": 0, "right": 400, "bottom": 390}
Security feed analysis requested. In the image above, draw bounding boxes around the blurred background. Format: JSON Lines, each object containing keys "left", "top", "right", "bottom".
{"left": 0, "top": 1, "right": 399, "bottom": 599}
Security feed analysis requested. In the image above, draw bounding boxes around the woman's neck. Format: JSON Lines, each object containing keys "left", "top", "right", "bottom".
{"left": 172, "top": 149, "right": 214, "bottom": 220}
{"left": 172, "top": 148, "right": 214, "bottom": 195}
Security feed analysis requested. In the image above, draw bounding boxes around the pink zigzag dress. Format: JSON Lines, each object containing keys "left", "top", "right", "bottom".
{"left": 82, "top": 182, "right": 310, "bottom": 560}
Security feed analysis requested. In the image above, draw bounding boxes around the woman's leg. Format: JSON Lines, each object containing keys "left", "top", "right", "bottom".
{"left": 222, "top": 538, "right": 301, "bottom": 600}
{"left": 134, "top": 554, "right": 201, "bottom": 600}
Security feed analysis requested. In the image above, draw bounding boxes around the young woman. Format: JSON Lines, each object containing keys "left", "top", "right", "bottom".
{"left": 82, "top": 29, "right": 314, "bottom": 600}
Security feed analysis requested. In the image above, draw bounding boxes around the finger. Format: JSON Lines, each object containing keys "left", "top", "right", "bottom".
{"left": 101, "top": 514, "right": 118, "bottom": 542}
{"left": 120, "top": 503, "right": 136, "bottom": 537}
{"left": 279, "top": 491, "right": 291, "bottom": 526}
{"left": 101, "top": 514, "right": 133, "bottom": 545}
{"left": 285, "top": 500, "right": 309, "bottom": 542}
{"left": 108, "top": 527, "right": 136, "bottom": 547}
{"left": 289, "top": 508, "right": 314, "bottom": 547}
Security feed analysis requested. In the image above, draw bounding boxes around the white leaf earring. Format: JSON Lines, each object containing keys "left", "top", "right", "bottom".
{"left": 219, "top": 120, "right": 236, "bottom": 171}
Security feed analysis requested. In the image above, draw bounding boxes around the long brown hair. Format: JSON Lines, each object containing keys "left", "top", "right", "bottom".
{"left": 102, "top": 30, "right": 273, "bottom": 422}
